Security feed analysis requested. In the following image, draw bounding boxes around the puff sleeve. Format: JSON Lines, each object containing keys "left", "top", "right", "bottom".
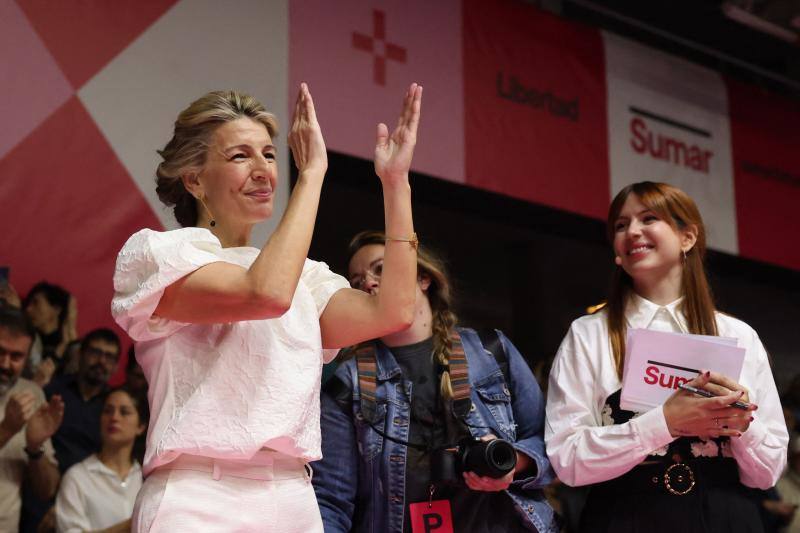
{"left": 300, "top": 259, "right": 350, "bottom": 317}
{"left": 111, "top": 228, "right": 237, "bottom": 341}
{"left": 300, "top": 259, "right": 350, "bottom": 362}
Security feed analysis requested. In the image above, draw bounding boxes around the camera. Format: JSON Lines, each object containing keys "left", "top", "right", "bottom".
{"left": 431, "top": 437, "right": 517, "bottom": 485}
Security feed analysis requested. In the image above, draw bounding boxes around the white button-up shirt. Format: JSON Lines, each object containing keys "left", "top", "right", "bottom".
{"left": 545, "top": 293, "right": 788, "bottom": 489}
{"left": 111, "top": 228, "right": 349, "bottom": 475}
{"left": 55, "top": 454, "right": 142, "bottom": 532}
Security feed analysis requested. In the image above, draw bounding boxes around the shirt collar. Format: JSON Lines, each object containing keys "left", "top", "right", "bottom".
{"left": 625, "top": 292, "right": 688, "bottom": 333}
{"left": 86, "top": 454, "right": 142, "bottom": 481}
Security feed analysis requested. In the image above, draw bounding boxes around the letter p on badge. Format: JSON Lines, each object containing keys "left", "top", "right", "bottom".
{"left": 409, "top": 500, "right": 454, "bottom": 533}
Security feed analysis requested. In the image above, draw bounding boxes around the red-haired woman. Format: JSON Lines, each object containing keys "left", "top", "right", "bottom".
{"left": 546, "top": 181, "right": 788, "bottom": 532}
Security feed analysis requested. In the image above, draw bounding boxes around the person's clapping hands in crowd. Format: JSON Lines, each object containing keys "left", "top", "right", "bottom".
{"left": 0, "top": 306, "right": 62, "bottom": 532}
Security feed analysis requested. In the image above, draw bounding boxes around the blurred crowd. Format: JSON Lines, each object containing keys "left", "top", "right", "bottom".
{"left": 1, "top": 282, "right": 146, "bottom": 533}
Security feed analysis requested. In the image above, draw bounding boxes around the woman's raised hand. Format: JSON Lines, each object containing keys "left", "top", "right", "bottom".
{"left": 374, "top": 83, "right": 422, "bottom": 186}
{"left": 663, "top": 370, "right": 757, "bottom": 440}
{"left": 288, "top": 83, "right": 327, "bottom": 179}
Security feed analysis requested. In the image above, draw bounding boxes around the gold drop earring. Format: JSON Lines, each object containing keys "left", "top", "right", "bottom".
{"left": 198, "top": 195, "right": 216, "bottom": 227}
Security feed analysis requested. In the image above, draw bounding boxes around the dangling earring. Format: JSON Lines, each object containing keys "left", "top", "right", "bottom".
{"left": 682, "top": 249, "right": 688, "bottom": 262}
{"left": 198, "top": 195, "right": 216, "bottom": 227}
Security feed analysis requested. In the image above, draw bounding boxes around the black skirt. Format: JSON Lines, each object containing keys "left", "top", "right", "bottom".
{"left": 579, "top": 458, "right": 763, "bottom": 533}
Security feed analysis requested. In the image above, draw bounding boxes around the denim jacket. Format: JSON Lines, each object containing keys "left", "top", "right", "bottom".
{"left": 313, "top": 328, "right": 558, "bottom": 532}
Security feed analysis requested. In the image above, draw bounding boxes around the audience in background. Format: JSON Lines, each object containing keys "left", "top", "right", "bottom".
{"left": 0, "top": 284, "right": 22, "bottom": 309}
{"left": 45, "top": 329, "right": 120, "bottom": 475}
{"left": 23, "top": 283, "right": 78, "bottom": 378}
{"left": 57, "top": 341, "right": 82, "bottom": 380}
{"left": 0, "top": 306, "right": 63, "bottom": 533}
{"left": 56, "top": 387, "right": 146, "bottom": 533}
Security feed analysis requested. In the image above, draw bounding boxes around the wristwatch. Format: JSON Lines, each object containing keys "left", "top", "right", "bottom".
{"left": 23, "top": 446, "right": 44, "bottom": 460}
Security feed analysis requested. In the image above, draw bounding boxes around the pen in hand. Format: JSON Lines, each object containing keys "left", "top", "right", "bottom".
{"left": 678, "top": 383, "right": 751, "bottom": 410}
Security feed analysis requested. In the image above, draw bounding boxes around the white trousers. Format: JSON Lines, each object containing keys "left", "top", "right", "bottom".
{"left": 132, "top": 450, "right": 323, "bottom": 532}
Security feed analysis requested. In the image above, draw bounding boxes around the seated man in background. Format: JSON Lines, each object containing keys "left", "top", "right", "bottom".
{"left": 0, "top": 306, "right": 63, "bottom": 533}
{"left": 45, "top": 328, "right": 119, "bottom": 474}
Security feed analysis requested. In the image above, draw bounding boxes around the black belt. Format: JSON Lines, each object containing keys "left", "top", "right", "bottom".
{"left": 593, "top": 458, "right": 741, "bottom": 497}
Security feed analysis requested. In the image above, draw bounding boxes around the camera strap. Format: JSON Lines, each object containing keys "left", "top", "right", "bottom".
{"left": 475, "top": 328, "right": 511, "bottom": 389}
{"left": 356, "top": 330, "right": 473, "bottom": 425}
{"left": 353, "top": 328, "right": 515, "bottom": 453}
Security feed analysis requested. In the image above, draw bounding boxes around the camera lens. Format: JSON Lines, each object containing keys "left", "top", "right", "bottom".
{"left": 461, "top": 438, "right": 517, "bottom": 479}
{"left": 486, "top": 439, "right": 516, "bottom": 472}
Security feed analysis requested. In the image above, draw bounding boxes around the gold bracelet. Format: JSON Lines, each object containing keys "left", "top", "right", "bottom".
{"left": 385, "top": 232, "right": 418, "bottom": 250}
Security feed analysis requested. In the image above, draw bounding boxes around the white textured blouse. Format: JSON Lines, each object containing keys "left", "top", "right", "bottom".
{"left": 55, "top": 454, "right": 142, "bottom": 532}
{"left": 545, "top": 293, "right": 788, "bottom": 489}
{"left": 111, "top": 228, "right": 349, "bottom": 475}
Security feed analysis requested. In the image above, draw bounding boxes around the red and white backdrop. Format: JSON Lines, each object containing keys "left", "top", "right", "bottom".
{"left": 3, "top": 0, "right": 799, "bottom": 376}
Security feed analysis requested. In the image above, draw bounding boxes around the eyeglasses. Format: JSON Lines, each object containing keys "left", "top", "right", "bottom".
{"left": 84, "top": 345, "right": 119, "bottom": 363}
{"left": 0, "top": 345, "right": 27, "bottom": 364}
{"left": 349, "top": 261, "right": 383, "bottom": 289}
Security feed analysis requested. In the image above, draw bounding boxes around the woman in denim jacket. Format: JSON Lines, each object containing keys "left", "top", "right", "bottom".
{"left": 313, "top": 231, "right": 558, "bottom": 532}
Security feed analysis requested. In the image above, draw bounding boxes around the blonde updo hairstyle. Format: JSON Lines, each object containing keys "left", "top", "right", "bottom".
{"left": 155, "top": 90, "right": 278, "bottom": 227}
{"left": 347, "top": 231, "right": 459, "bottom": 401}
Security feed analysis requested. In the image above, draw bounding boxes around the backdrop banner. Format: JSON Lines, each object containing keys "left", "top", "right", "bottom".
{"left": 463, "top": 0, "right": 609, "bottom": 220}
{"left": 604, "top": 32, "right": 738, "bottom": 255}
{"left": 727, "top": 79, "right": 800, "bottom": 270}
{"left": 290, "top": 0, "right": 465, "bottom": 183}
{"left": 1, "top": 0, "right": 290, "bottom": 383}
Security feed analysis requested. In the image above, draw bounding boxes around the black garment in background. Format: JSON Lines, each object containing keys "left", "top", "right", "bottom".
{"left": 38, "top": 329, "right": 62, "bottom": 362}
{"left": 22, "top": 331, "right": 66, "bottom": 382}
{"left": 44, "top": 374, "right": 106, "bottom": 473}
{"left": 389, "top": 338, "right": 528, "bottom": 533}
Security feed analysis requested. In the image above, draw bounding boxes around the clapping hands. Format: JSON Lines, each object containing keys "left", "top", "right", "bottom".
{"left": 1, "top": 392, "right": 64, "bottom": 448}
{"left": 288, "top": 83, "right": 327, "bottom": 179}
{"left": 374, "top": 83, "right": 423, "bottom": 186}
{"left": 26, "top": 395, "right": 64, "bottom": 450}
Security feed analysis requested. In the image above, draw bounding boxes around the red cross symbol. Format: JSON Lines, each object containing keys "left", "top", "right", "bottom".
{"left": 352, "top": 10, "right": 407, "bottom": 86}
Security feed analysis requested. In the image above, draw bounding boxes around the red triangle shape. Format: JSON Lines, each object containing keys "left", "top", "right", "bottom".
{"left": 16, "top": 0, "right": 178, "bottom": 89}
{"left": 0, "top": 95, "right": 163, "bottom": 383}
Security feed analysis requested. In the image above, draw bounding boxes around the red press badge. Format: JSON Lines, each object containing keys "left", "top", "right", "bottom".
{"left": 409, "top": 500, "right": 454, "bottom": 533}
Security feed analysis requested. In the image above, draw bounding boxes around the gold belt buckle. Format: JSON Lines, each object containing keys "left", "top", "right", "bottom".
{"left": 664, "top": 462, "right": 695, "bottom": 496}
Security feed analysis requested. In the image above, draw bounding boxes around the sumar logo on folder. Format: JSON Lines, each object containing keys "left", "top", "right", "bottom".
{"left": 620, "top": 329, "right": 745, "bottom": 412}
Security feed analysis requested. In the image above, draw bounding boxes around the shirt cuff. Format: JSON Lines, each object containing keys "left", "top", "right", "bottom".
{"left": 632, "top": 406, "right": 676, "bottom": 454}
{"left": 733, "top": 416, "right": 766, "bottom": 450}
